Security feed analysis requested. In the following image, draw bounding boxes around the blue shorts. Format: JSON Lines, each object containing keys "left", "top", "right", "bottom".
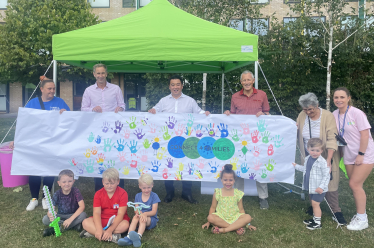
{"left": 310, "top": 192, "right": 326, "bottom": 203}
{"left": 146, "top": 217, "right": 158, "bottom": 230}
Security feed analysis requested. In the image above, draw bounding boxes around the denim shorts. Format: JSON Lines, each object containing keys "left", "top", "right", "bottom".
{"left": 146, "top": 217, "right": 158, "bottom": 230}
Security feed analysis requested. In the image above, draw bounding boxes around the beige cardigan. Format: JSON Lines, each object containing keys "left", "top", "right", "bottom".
{"left": 296, "top": 109, "right": 341, "bottom": 192}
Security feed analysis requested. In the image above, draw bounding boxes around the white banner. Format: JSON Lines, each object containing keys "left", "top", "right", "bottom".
{"left": 11, "top": 108, "right": 296, "bottom": 183}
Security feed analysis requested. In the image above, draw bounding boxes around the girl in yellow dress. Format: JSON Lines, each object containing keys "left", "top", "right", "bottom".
{"left": 202, "top": 164, "right": 256, "bottom": 235}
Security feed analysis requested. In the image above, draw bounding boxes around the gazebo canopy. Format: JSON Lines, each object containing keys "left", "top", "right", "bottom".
{"left": 52, "top": 0, "right": 258, "bottom": 73}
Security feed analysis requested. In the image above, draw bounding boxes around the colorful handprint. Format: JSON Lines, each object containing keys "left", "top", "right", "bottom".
{"left": 112, "top": 120, "right": 123, "bottom": 134}
{"left": 261, "top": 131, "right": 271, "bottom": 144}
{"left": 257, "top": 119, "right": 267, "bottom": 132}
{"left": 130, "top": 154, "right": 138, "bottom": 168}
{"left": 273, "top": 135, "right": 284, "bottom": 148}
{"left": 230, "top": 157, "right": 239, "bottom": 170}
{"left": 230, "top": 129, "right": 242, "bottom": 142}
{"left": 143, "top": 139, "right": 151, "bottom": 149}
{"left": 85, "top": 159, "right": 95, "bottom": 173}
{"left": 117, "top": 152, "right": 127, "bottom": 162}
{"left": 165, "top": 116, "right": 177, "bottom": 129}
{"left": 252, "top": 160, "right": 261, "bottom": 171}
{"left": 88, "top": 132, "right": 94, "bottom": 142}
{"left": 161, "top": 126, "right": 171, "bottom": 140}
{"left": 251, "top": 130, "right": 260, "bottom": 143}
{"left": 195, "top": 124, "right": 204, "bottom": 137}
{"left": 240, "top": 123, "right": 250, "bottom": 135}
{"left": 208, "top": 161, "right": 218, "bottom": 173}
{"left": 206, "top": 123, "right": 217, "bottom": 137}
{"left": 95, "top": 135, "right": 101, "bottom": 144}
{"left": 185, "top": 126, "right": 193, "bottom": 136}
{"left": 186, "top": 114, "right": 194, "bottom": 127}
{"left": 175, "top": 123, "right": 185, "bottom": 136}
{"left": 149, "top": 123, "right": 157, "bottom": 133}
{"left": 91, "top": 147, "right": 98, "bottom": 155}
{"left": 103, "top": 138, "right": 114, "bottom": 152}
{"left": 102, "top": 122, "right": 110, "bottom": 133}
{"left": 150, "top": 160, "right": 161, "bottom": 172}
{"left": 123, "top": 129, "right": 130, "bottom": 139}
{"left": 166, "top": 158, "right": 173, "bottom": 168}
{"left": 156, "top": 147, "right": 167, "bottom": 160}
{"left": 249, "top": 173, "right": 256, "bottom": 180}
{"left": 126, "top": 116, "right": 137, "bottom": 129}
{"left": 83, "top": 149, "right": 91, "bottom": 158}
{"left": 114, "top": 139, "right": 126, "bottom": 152}
{"left": 197, "top": 159, "right": 205, "bottom": 169}
{"left": 127, "top": 140, "right": 139, "bottom": 153}
{"left": 240, "top": 162, "right": 249, "bottom": 173}
{"left": 218, "top": 123, "right": 229, "bottom": 138}
{"left": 261, "top": 169, "right": 268, "bottom": 178}
{"left": 134, "top": 128, "right": 145, "bottom": 140}
{"left": 265, "top": 159, "right": 275, "bottom": 171}
{"left": 122, "top": 166, "right": 130, "bottom": 175}
{"left": 139, "top": 150, "right": 148, "bottom": 162}
{"left": 267, "top": 144, "right": 274, "bottom": 156}
{"left": 188, "top": 163, "right": 195, "bottom": 175}
{"left": 96, "top": 153, "right": 105, "bottom": 165}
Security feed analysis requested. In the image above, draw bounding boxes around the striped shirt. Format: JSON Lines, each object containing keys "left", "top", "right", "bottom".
{"left": 302, "top": 108, "right": 322, "bottom": 151}
{"left": 230, "top": 88, "right": 270, "bottom": 115}
{"left": 81, "top": 82, "right": 125, "bottom": 112}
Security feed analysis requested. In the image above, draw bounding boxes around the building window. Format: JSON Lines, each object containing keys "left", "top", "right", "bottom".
{"left": 123, "top": 0, "right": 135, "bottom": 7}
{"left": 0, "top": 0, "right": 7, "bottom": 9}
{"left": 308, "top": 16, "right": 326, "bottom": 36}
{"left": 140, "top": 0, "right": 152, "bottom": 8}
{"left": 341, "top": 15, "right": 358, "bottom": 30}
{"left": 88, "top": 0, "right": 110, "bottom": 8}
{"left": 246, "top": 18, "right": 269, "bottom": 35}
{"left": 0, "top": 83, "right": 9, "bottom": 112}
{"left": 283, "top": 17, "right": 298, "bottom": 27}
{"left": 250, "top": 0, "right": 269, "bottom": 3}
{"left": 229, "top": 19, "right": 244, "bottom": 31}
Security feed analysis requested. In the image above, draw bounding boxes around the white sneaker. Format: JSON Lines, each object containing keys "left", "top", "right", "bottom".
{"left": 347, "top": 215, "right": 369, "bottom": 231}
{"left": 42, "top": 198, "right": 48, "bottom": 209}
{"left": 26, "top": 198, "right": 39, "bottom": 211}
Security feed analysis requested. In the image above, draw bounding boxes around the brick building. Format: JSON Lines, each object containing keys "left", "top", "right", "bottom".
{"left": 0, "top": 0, "right": 361, "bottom": 113}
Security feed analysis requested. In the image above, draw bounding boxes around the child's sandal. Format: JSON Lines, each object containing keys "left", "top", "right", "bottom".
{"left": 236, "top": 227, "right": 246, "bottom": 235}
{"left": 211, "top": 226, "right": 220, "bottom": 234}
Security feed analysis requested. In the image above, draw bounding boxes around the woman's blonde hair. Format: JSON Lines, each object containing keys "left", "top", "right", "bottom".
{"left": 138, "top": 174, "right": 154, "bottom": 185}
{"left": 102, "top": 168, "right": 119, "bottom": 182}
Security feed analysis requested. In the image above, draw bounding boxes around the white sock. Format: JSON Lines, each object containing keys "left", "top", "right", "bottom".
{"left": 357, "top": 212, "right": 367, "bottom": 221}
{"left": 138, "top": 233, "right": 142, "bottom": 239}
{"left": 313, "top": 216, "right": 321, "bottom": 224}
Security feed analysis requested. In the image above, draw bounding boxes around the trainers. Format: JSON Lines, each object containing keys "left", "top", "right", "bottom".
{"left": 259, "top": 198, "right": 269, "bottom": 209}
{"left": 303, "top": 219, "right": 314, "bottom": 225}
{"left": 79, "top": 230, "right": 94, "bottom": 238}
{"left": 43, "top": 227, "right": 55, "bottom": 237}
{"left": 347, "top": 215, "right": 369, "bottom": 231}
{"left": 42, "top": 198, "right": 48, "bottom": 210}
{"left": 26, "top": 198, "right": 38, "bottom": 211}
{"left": 111, "top": 233, "right": 121, "bottom": 244}
{"left": 332, "top": 212, "right": 347, "bottom": 226}
{"left": 129, "top": 231, "right": 142, "bottom": 248}
{"left": 306, "top": 220, "right": 322, "bottom": 230}
{"left": 118, "top": 236, "right": 133, "bottom": 246}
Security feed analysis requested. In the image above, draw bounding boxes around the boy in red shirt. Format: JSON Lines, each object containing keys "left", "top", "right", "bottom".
{"left": 80, "top": 168, "right": 129, "bottom": 243}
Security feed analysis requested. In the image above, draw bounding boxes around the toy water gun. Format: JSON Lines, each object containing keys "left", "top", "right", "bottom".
{"left": 127, "top": 202, "right": 151, "bottom": 215}
{"left": 43, "top": 185, "right": 61, "bottom": 237}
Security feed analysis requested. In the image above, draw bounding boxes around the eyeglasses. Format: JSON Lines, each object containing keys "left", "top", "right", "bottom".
{"left": 302, "top": 107, "right": 316, "bottom": 113}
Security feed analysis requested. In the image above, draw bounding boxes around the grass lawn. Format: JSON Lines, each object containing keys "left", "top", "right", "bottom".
{"left": 0, "top": 116, "right": 373, "bottom": 248}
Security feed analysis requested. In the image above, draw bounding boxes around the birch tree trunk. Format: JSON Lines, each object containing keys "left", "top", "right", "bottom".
{"left": 326, "top": 25, "right": 334, "bottom": 111}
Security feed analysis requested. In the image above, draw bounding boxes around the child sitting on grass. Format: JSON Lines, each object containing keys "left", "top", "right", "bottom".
{"left": 293, "top": 138, "right": 330, "bottom": 230}
{"left": 80, "top": 168, "right": 130, "bottom": 243}
{"left": 42, "top": 169, "right": 86, "bottom": 237}
{"left": 118, "top": 173, "right": 160, "bottom": 247}
{"left": 202, "top": 164, "right": 256, "bottom": 235}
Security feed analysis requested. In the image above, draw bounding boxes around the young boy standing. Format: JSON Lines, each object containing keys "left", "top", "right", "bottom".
{"left": 118, "top": 174, "right": 160, "bottom": 247}
{"left": 42, "top": 169, "right": 86, "bottom": 237}
{"left": 293, "top": 138, "right": 330, "bottom": 230}
{"left": 81, "top": 168, "right": 130, "bottom": 243}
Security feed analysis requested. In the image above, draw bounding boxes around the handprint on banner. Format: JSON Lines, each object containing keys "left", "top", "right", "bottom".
{"left": 102, "top": 122, "right": 110, "bottom": 133}
{"left": 273, "top": 135, "right": 284, "bottom": 148}
{"left": 139, "top": 150, "right": 148, "bottom": 162}
{"left": 217, "top": 123, "right": 229, "bottom": 138}
{"left": 166, "top": 158, "right": 173, "bottom": 168}
{"left": 165, "top": 116, "right": 177, "bottom": 129}
{"left": 197, "top": 159, "right": 205, "bottom": 169}
{"left": 175, "top": 171, "right": 183, "bottom": 180}
{"left": 208, "top": 161, "right": 218, "bottom": 173}
{"left": 162, "top": 168, "right": 171, "bottom": 179}
{"left": 240, "top": 162, "right": 250, "bottom": 173}
{"left": 106, "top": 160, "right": 115, "bottom": 168}
{"left": 178, "top": 162, "right": 184, "bottom": 171}
{"left": 257, "top": 120, "right": 267, "bottom": 132}
{"left": 174, "top": 123, "right": 185, "bottom": 136}
{"left": 149, "top": 123, "right": 157, "bottom": 133}
{"left": 195, "top": 124, "right": 204, "bottom": 138}
{"left": 251, "top": 160, "right": 261, "bottom": 171}
{"left": 91, "top": 147, "right": 98, "bottom": 155}
{"left": 95, "top": 135, "right": 101, "bottom": 144}
{"left": 195, "top": 170, "right": 203, "bottom": 179}
{"left": 140, "top": 118, "right": 148, "bottom": 126}
{"left": 127, "top": 140, "right": 139, "bottom": 154}
{"left": 186, "top": 114, "right": 194, "bottom": 128}
{"left": 261, "top": 169, "right": 268, "bottom": 178}
{"left": 117, "top": 152, "right": 127, "bottom": 162}
{"left": 134, "top": 128, "right": 145, "bottom": 140}
{"left": 85, "top": 159, "right": 95, "bottom": 173}
{"left": 269, "top": 173, "right": 276, "bottom": 182}
{"left": 83, "top": 149, "right": 91, "bottom": 158}
{"left": 161, "top": 126, "right": 171, "bottom": 141}
{"left": 143, "top": 139, "right": 151, "bottom": 149}
{"left": 150, "top": 160, "right": 161, "bottom": 172}
{"left": 265, "top": 159, "right": 276, "bottom": 171}
{"left": 88, "top": 132, "right": 94, "bottom": 142}
{"left": 206, "top": 123, "right": 217, "bottom": 137}
{"left": 114, "top": 139, "right": 126, "bottom": 152}
{"left": 249, "top": 173, "right": 256, "bottom": 180}
{"left": 103, "top": 138, "right": 115, "bottom": 152}
{"left": 230, "top": 129, "right": 242, "bottom": 142}
{"left": 185, "top": 126, "right": 193, "bottom": 136}
{"left": 188, "top": 163, "right": 195, "bottom": 175}
{"left": 112, "top": 120, "right": 123, "bottom": 134}
{"left": 130, "top": 154, "right": 138, "bottom": 168}
{"left": 267, "top": 144, "right": 274, "bottom": 156}
{"left": 156, "top": 147, "right": 167, "bottom": 160}
{"left": 76, "top": 164, "right": 84, "bottom": 175}
{"left": 251, "top": 130, "right": 261, "bottom": 143}
{"left": 230, "top": 157, "right": 239, "bottom": 170}
{"left": 123, "top": 129, "right": 130, "bottom": 139}
{"left": 69, "top": 158, "right": 78, "bottom": 167}
{"left": 236, "top": 171, "right": 241, "bottom": 178}
{"left": 253, "top": 146, "right": 260, "bottom": 157}
{"left": 240, "top": 123, "right": 250, "bottom": 135}
{"left": 122, "top": 166, "right": 130, "bottom": 175}
{"left": 152, "top": 137, "right": 161, "bottom": 155}
{"left": 136, "top": 166, "right": 145, "bottom": 176}
{"left": 98, "top": 167, "right": 105, "bottom": 174}
{"left": 261, "top": 131, "right": 271, "bottom": 144}
{"left": 126, "top": 117, "right": 137, "bottom": 129}
{"left": 96, "top": 153, "right": 105, "bottom": 166}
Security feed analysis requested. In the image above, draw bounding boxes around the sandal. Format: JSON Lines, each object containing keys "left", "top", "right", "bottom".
{"left": 211, "top": 226, "right": 220, "bottom": 234}
{"left": 236, "top": 227, "right": 246, "bottom": 235}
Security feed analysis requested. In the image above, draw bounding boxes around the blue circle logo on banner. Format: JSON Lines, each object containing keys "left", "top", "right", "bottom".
{"left": 167, "top": 136, "right": 186, "bottom": 158}
{"left": 197, "top": 137, "right": 216, "bottom": 159}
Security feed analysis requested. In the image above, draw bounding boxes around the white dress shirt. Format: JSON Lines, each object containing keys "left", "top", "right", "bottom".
{"left": 153, "top": 93, "right": 205, "bottom": 114}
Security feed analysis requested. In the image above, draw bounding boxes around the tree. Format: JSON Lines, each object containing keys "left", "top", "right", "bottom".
{"left": 0, "top": 0, "right": 100, "bottom": 85}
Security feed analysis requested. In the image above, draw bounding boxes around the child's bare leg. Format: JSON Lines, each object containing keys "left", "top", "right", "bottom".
{"left": 128, "top": 215, "right": 140, "bottom": 232}
{"left": 137, "top": 217, "right": 150, "bottom": 236}
{"left": 82, "top": 218, "right": 97, "bottom": 235}
{"left": 207, "top": 214, "right": 230, "bottom": 228}
{"left": 220, "top": 214, "right": 251, "bottom": 233}
{"left": 113, "top": 220, "right": 129, "bottom": 234}
{"left": 311, "top": 200, "right": 321, "bottom": 218}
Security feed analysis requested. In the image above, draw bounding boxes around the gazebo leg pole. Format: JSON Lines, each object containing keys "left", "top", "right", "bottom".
{"left": 202, "top": 73, "right": 207, "bottom": 111}
{"left": 255, "top": 61, "right": 258, "bottom": 89}
{"left": 53, "top": 60, "right": 57, "bottom": 96}
{"left": 221, "top": 73, "right": 225, "bottom": 113}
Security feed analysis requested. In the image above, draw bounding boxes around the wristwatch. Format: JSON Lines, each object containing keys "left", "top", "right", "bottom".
{"left": 358, "top": 151, "right": 365, "bottom": 156}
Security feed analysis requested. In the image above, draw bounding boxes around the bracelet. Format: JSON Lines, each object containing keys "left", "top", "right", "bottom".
{"left": 247, "top": 223, "right": 251, "bottom": 226}
{"left": 358, "top": 151, "right": 365, "bottom": 156}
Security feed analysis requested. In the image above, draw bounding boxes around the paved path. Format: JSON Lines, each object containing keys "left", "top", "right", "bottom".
{"left": 0, "top": 113, "right": 17, "bottom": 118}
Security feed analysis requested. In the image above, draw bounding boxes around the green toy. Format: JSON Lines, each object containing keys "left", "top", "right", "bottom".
{"left": 43, "top": 185, "right": 62, "bottom": 237}
{"left": 339, "top": 158, "right": 349, "bottom": 179}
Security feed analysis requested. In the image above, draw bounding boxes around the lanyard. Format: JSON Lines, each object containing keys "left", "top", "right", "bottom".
{"left": 338, "top": 106, "right": 349, "bottom": 137}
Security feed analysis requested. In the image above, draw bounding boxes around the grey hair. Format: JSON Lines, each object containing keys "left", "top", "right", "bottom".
{"left": 240, "top": 70, "right": 254, "bottom": 80}
{"left": 93, "top": 63, "right": 107, "bottom": 73}
{"left": 298, "top": 92, "right": 319, "bottom": 108}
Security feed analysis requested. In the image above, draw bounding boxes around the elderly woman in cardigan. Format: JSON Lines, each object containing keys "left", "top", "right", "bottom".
{"left": 296, "top": 92, "right": 346, "bottom": 225}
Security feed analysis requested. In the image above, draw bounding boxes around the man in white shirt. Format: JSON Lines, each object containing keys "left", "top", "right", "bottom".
{"left": 149, "top": 75, "right": 210, "bottom": 204}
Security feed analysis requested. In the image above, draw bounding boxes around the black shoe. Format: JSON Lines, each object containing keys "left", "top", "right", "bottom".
{"left": 164, "top": 193, "right": 174, "bottom": 203}
{"left": 303, "top": 219, "right": 314, "bottom": 225}
{"left": 181, "top": 194, "right": 198, "bottom": 204}
{"left": 332, "top": 212, "right": 347, "bottom": 225}
{"left": 306, "top": 220, "right": 322, "bottom": 230}
{"left": 305, "top": 206, "right": 313, "bottom": 216}
{"left": 74, "top": 223, "right": 83, "bottom": 232}
{"left": 43, "top": 227, "right": 55, "bottom": 237}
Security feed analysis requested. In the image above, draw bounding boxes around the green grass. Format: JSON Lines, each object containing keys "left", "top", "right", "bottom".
{"left": 0, "top": 116, "right": 374, "bottom": 248}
